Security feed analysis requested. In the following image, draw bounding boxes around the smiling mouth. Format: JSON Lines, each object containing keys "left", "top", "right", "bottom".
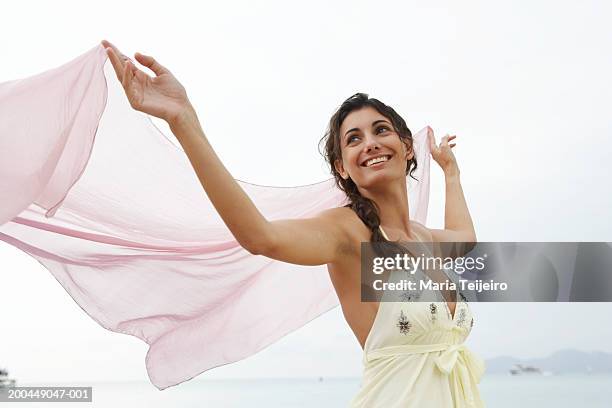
{"left": 362, "top": 155, "right": 392, "bottom": 167}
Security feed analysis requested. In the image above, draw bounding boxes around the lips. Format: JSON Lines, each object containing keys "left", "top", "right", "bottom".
{"left": 361, "top": 154, "right": 392, "bottom": 167}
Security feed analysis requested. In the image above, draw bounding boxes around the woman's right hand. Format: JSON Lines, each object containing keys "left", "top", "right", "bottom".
{"left": 101, "top": 40, "right": 192, "bottom": 125}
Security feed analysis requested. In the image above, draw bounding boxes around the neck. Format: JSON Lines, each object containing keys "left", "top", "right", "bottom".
{"left": 359, "top": 178, "right": 412, "bottom": 240}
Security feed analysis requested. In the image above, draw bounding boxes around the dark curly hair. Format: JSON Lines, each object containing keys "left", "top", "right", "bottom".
{"left": 318, "top": 93, "right": 418, "bottom": 245}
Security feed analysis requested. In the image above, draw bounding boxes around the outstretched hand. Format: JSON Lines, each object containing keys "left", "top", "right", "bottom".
{"left": 427, "top": 127, "right": 459, "bottom": 174}
{"left": 101, "top": 40, "right": 191, "bottom": 124}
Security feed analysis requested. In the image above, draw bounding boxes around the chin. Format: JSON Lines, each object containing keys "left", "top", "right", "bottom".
{"left": 358, "top": 171, "right": 400, "bottom": 188}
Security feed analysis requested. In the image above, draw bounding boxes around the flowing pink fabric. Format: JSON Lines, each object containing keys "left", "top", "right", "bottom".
{"left": 0, "top": 45, "right": 431, "bottom": 389}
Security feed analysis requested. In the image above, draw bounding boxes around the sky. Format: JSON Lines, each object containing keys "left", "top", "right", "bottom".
{"left": 1, "top": 0, "right": 611, "bottom": 384}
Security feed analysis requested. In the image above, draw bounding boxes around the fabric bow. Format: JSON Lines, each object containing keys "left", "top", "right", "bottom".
{"left": 435, "top": 343, "right": 486, "bottom": 407}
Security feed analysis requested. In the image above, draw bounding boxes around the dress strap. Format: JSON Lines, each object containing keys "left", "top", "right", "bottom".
{"left": 379, "top": 225, "right": 390, "bottom": 240}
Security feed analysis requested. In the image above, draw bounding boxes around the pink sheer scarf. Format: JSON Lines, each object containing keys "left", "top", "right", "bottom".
{"left": 0, "top": 45, "right": 431, "bottom": 389}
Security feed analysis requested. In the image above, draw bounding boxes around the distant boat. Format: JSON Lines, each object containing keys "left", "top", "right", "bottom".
{"left": 509, "top": 364, "right": 552, "bottom": 376}
{"left": 0, "top": 368, "right": 16, "bottom": 389}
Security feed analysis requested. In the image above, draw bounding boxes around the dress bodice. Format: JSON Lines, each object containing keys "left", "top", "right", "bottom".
{"left": 350, "top": 227, "right": 485, "bottom": 407}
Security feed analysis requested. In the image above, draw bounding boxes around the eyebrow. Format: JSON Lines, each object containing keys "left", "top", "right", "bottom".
{"left": 344, "top": 119, "right": 393, "bottom": 140}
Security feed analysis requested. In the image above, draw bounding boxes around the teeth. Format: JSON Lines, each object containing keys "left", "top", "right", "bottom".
{"left": 366, "top": 155, "right": 390, "bottom": 167}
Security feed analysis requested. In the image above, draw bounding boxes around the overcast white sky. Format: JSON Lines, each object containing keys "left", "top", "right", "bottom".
{"left": 1, "top": 0, "right": 611, "bottom": 384}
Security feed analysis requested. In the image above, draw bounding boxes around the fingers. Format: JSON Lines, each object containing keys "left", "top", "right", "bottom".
{"left": 102, "top": 39, "right": 131, "bottom": 82}
{"left": 101, "top": 39, "right": 116, "bottom": 50}
{"left": 102, "top": 40, "right": 145, "bottom": 99}
{"left": 134, "top": 52, "right": 169, "bottom": 76}
{"left": 441, "top": 134, "right": 453, "bottom": 144}
{"left": 427, "top": 128, "right": 437, "bottom": 151}
{"left": 101, "top": 40, "right": 116, "bottom": 52}
{"left": 121, "top": 60, "right": 134, "bottom": 93}
{"left": 104, "top": 47, "right": 125, "bottom": 80}
{"left": 121, "top": 60, "right": 129, "bottom": 89}
{"left": 428, "top": 128, "right": 458, "bottom": 153}
{"left": 101, "top": 40, "right": 130, "bottom": 61}
{"left": 441, "top": 134, "right": 457, "bottom": 148}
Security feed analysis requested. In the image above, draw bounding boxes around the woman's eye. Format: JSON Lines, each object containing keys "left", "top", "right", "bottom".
{"left": 348, "top": 135, "right": 359, "bottom": 143}
{"left": 376, "top": 126, "right": 389, "bottom": 134}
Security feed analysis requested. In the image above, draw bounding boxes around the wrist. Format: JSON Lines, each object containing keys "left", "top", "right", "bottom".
{"left": 167, "top": 102, "right": 197, "bottom": 130}
{"left": 443, "top": 166, "right": 460, "bottom": 180}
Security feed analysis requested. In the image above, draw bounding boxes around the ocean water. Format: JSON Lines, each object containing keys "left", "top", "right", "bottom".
{"left": 9, "top": 374, "right": 612, "bottom": 407}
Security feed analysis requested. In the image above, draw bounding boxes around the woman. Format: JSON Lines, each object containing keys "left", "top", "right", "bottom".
{"left": 101, "top": 40, "right": 485, "bottom": 407}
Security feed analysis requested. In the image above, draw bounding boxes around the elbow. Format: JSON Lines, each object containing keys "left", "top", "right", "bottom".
{"left": 238, "top": 236, "right": 273, "bottom": 256}
{"left": 462, "top": 226, "right": 477, "bottom": 243}
{"left": 235, "top": 221, "right": 276, "bottom": 256}
{"left": 464, "top": 231, "right": 477, "bottom": 254}
{"left": 239, "top": 240, "right": 263, "bottom": 255}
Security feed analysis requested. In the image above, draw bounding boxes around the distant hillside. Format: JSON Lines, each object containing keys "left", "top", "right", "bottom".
{"left": 485, "top": 349, "right": 612, "bottom": 374}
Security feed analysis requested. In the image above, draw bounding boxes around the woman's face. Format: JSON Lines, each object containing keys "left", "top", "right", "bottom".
{"left": 335, "top": 106, "right": 412, "bottom": 189}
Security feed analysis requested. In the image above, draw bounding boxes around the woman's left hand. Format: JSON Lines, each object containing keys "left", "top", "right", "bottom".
{"left": 428, "top": 129, "right": 459, "bottom": 174}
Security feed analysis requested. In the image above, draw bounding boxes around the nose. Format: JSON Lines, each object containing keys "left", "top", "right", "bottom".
{"left": 363, "top": 134, "right": 381, "bottom": 152}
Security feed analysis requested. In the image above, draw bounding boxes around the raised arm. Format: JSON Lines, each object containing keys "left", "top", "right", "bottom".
{"left": 101, "top": 40, "right": 348, "bottom": 265}
{"left": 169, "top": 108, "right": 350, "bottom": 264}
{"left": 426, "top": 131, "right": 476, "bottom": 243}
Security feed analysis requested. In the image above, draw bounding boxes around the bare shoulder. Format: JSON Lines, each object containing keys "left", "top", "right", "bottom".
{"left": 316, "top": 206, "right": 353, "bottom": 220}
{"left": 318, "top": 206, "right": 370, "bottom": 236}
{"left": 318, "top": 206, "right": 371, "bottom": 254}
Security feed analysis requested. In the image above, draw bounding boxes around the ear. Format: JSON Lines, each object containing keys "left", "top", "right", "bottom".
{"left": 403, "top": 140, "right": 415, "bottom": 161}
{"left": 334, "top": 159, "right": 349, "bottom": 180}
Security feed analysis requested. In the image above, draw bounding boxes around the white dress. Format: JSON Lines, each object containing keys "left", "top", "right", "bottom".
{"left": 350, "top": 227, "right": 486, "bottom": 407}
